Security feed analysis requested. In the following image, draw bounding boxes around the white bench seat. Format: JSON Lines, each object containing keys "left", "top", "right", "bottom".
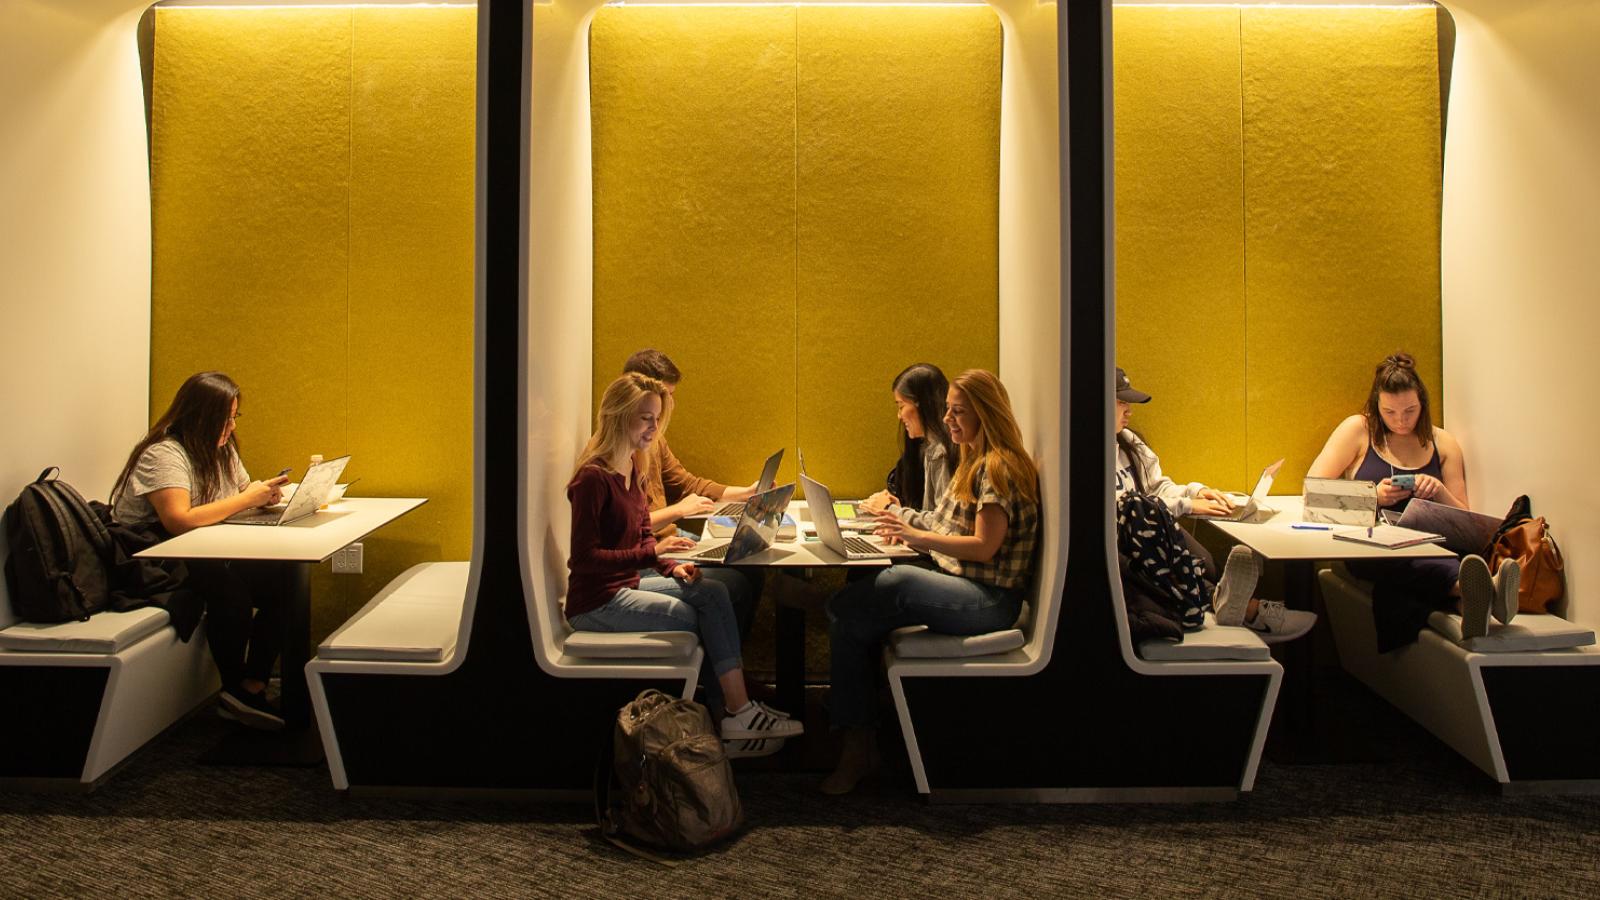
{"left": 318, "top": 564, "right": 471, "bottom": 663}
{"left": 0, "top": 607, "right": 217, "bottom": 787}
{"left": 1321, "top": 564, "right": 1600, "bottom": 789}
{"left": 560, "top": 630, "right": 698, "bottom": 660}
{"left": 1139, "top": 613, "right": 1271, "bottom": 662}
{"left": 889, "top": 603, "right": 1032, "bottom": 659}
{"left": 0, "top": 607, "right": 171, "bottom": 654}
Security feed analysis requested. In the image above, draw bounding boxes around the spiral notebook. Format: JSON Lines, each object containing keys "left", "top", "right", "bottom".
{"left": 1331, "top": 524, "right": 1446, "bottom": 549}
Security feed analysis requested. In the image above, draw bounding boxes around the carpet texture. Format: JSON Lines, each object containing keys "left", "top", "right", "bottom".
{"left": 4, "top": 693, "right": 1599, "bottom": 899}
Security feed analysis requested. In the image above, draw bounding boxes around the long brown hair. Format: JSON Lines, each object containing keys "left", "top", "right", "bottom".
{"left": 573, "top": 372, "right": 668, "bottom": 485}
{"left": 948, "top": 370, "right": 1039, "bottom": 506}
{"left": 1364, "top": 352, "right": 1434, "bottom": 450}
{"left": 112, "top": 372, "right": 241, "bottom": 507}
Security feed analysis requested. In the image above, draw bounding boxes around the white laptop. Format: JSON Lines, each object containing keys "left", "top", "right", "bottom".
{"left": 800, "top": 474, "right": 918, "bottom": 561}
{"left": 707, "top": 449, "right": 784, "bottom": 518}
{"left": 678, "top": 483, "right": 796, "bottom": 564}
{"left": 1216, "top": 458, "right": 1285, "bottom": 521}
{"left": 226, "top": 455, "right": 351, "bottom": 526}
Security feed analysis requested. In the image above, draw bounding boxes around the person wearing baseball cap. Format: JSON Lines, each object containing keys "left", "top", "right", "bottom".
{"left": 1113, "top": 366, "right": 1315, "bottom": 644}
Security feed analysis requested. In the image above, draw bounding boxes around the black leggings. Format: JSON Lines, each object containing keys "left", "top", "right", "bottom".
{"left": 187, "top": 560, "right": 290, "bottom": 690}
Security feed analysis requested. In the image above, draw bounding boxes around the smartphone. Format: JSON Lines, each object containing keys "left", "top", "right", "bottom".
{"left": 1390, "top": 473, "right": 1416, "bottom": 490}
{"left": 273, "top": 467, "right": 293, "bottom": 481}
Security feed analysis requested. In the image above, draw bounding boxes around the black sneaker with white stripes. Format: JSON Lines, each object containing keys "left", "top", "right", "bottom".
{"left": 720, "top": 700, "right": 803, "bottom": 741}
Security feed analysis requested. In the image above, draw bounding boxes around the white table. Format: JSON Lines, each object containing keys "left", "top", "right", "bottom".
{"left": 136, "top": 497, "right": 426, "bottom": 764}
{"left": 688, "top": 499, "right": 920, "bottom": 715}
{"left": 1199, "top": 495, "right": 1453, "bottom": 762}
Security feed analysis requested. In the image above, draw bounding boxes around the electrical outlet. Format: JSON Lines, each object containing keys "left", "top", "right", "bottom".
{"left": 333, "top": 542, "right": 363, "bottom": 574}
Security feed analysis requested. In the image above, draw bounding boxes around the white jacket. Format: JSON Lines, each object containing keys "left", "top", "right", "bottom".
{"left": 1115, "top": 429, "right": 1205, "bottom": 517}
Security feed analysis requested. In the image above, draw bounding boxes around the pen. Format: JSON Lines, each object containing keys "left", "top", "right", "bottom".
{"left": 1290, "top": 523, "right": 1331, "bottom": 531}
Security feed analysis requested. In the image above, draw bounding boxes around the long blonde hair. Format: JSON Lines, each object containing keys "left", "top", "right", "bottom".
{"left": 573, "top": 373, "right": 668, "bottom": 485}
{"left": 948, "top": 369, "right": 1039, "bottom": 506}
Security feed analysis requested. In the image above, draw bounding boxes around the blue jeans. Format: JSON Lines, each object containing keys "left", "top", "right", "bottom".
{"left": 826, "top": 565, "right": 1021, "bottom": 728}
{"left": 570, "top": 576, "right": 743, "bottom": 678}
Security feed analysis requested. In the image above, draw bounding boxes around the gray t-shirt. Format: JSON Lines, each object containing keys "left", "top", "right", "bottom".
{"left": 112, "top": 438, "right": 250, "bottom": 527}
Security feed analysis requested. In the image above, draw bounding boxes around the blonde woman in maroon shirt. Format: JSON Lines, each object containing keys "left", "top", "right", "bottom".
{"left": 564, "top": 373, "right": 801, "bottom": 754}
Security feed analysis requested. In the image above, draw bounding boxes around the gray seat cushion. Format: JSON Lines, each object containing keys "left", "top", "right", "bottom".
{"left": 319, "top": 562, "right": 470, "bottom": 662}
{"left": 561, "top": 630, "right": 700, "bottom": 659}
{"left": 0, "top": 607, "right": 171, "bottom": 654}
{"left": 1427, "top": 612, "right": 1596, "bottom": 653}
{"left": 888, "top": 602, "right": 1033, "bottom": 659}
{"left": 1139, "top": 613, "right": 1271, "bottom": 661}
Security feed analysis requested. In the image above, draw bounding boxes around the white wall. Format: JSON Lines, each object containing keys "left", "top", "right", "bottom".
{"left": 1440, "top": 0, "right": 1600, "bottom": 626}
{"left": 0, "top": 0, "right": 153, "bottom": 625}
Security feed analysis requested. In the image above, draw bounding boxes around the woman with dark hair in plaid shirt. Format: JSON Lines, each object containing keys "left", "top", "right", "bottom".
{"left": 820, "top": 369, "right": 1040, "bottom": 796}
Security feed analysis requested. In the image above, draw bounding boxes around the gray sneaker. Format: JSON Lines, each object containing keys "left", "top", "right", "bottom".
{"left": 1458, "top": 555, "right": 1494, "bottom": 640}
{"left": 1492, "top": 558, "right": 1521, "bottom": 625}
{"left": 1247, "top": 600, "right": 1317, "bottom": 644}
{"left": 1213, "top": 546, "right": 1261, "bottom": 627}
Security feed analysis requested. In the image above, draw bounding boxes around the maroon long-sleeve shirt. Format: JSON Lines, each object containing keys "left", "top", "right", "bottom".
{"left": 565, "top": 463, "right": 675, "bottom": 619}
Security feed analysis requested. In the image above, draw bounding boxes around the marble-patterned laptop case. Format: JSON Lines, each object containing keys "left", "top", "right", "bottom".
{"left": 1302, "top": 477, "right": 1379, "bottom": 527}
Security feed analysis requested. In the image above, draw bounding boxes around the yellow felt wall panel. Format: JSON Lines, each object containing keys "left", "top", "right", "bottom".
{"left": 1111, "top": 7, "right": 1247, "bottom": 492}
{"left": 151, "top": 8, "right": 352, "bottom": 485}
{"left": 343, "top": 8, "right": 476, "bottom": 626}
{"left": 590, "top": 7, "right": 800, "bottom": 491}
{"left": 1241, "top": 8, "right": 1442, "bottom": 493}
{"left": 151, "top": 8, "right": 475, "bottom": 640}
{"left": 795, "top": 7, "right": 1001, "bottom": 500}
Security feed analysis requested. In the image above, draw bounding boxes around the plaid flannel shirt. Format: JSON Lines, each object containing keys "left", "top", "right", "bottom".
{"left": 907, "top": 464, "right": 1040, "bottom": 589}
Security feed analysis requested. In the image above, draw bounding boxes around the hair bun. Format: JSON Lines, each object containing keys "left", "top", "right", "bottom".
{"left": 1384, "top": 352, "right": 1415, "bottom": 370}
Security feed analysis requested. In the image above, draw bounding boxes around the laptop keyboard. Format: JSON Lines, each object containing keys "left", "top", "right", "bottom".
{"left": 713, "top": 503, "right": 745, "bottom": 518}
{"left": 843, "top": 536, "right": 881, "bottom": 556}
{"left": 693, "top": 544, "right": 730, "bottom": 561}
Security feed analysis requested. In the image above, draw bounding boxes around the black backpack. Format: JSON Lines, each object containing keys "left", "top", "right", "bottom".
{"left": 3, "top": 468, "right": 116, "bottom": 623}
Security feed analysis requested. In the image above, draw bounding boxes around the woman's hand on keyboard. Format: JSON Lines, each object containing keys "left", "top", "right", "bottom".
{"left": 658, "top": 535, "right": 697, "bottom": 555}
{"left": 673, "top": 494, "right": 717, "bottom": 518}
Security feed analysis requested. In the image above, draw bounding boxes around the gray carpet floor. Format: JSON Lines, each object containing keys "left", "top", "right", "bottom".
{"left": 3, "top": 686, "right": 1598, "bottom": 900}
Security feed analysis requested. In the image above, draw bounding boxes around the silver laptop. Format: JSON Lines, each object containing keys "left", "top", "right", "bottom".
{"left": 226, "top": 455, "right": 351, "bottom": 526}
{"left": 800, "top": 474, "right": 917, "bottom": 561}
{"left": 680, "top": 483, "right": 795, "bottom": 564}
{"left": 708, "top": 449, "right": 784, "bottom": 518}
{"left": 1217, "top": 458, "right": 1284, "bottom": 521}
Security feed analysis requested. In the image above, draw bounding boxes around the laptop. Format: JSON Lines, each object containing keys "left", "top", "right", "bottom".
{"left": 707, "top": 449, "right": 784, "bottom": 518}
{"left": 797, "top": 448, "right": 873, "bottom": 529}
{"left": 1390, "top": 498, "right": 1500, "bottom": 554}
{"left": 1216, "top": 458, "right": 1285, "bottom": 521}
{"left": 226, "top": 455, "right": 351, "bottom": 526}
{"left": 679, "top": 483, "right": 796, "bottom": 564}
{"left": 800, "top": 474, "right": 918, "bottom": 561}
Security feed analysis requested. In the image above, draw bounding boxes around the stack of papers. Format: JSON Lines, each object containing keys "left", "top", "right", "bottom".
{"left": 1331, "top": 524, "right": 1446, "bottom": 549}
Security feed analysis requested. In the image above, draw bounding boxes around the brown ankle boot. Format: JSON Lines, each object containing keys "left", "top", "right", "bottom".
{"left": 820, "top": 727, "right": 880, "bottom": 795}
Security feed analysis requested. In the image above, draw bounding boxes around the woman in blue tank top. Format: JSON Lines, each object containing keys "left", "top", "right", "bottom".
{"left": 1307, "top": 354, "right": 1516, "bottom": 649}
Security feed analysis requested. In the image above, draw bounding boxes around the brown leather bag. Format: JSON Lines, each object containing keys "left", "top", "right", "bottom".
{"left": 1486, "top": 496, "right": 1566, "bottom": 614}
{"left": 597, "top": 690, "right": 743, "bottom": 858}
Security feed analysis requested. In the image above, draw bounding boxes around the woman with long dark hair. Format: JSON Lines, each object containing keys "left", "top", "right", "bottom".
{"left": 111, "top": 372, "right": 291, "bottom": 730}
{"left": 863, "top": 363, "right": 958, "bottom": 516}
{"left": 823, "top": 370, "right": 1039, "bottom": 795}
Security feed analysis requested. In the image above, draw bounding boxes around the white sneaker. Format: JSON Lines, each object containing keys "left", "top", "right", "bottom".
{"left": 724, "top": 736, "right": 786, "bottom": 759}
{"left": 1246, "top": 600, "right": 1317, "bottom": 644}
{"left": 721, "top": 701, "right": 804, "bottom": 741}
{"left": 1492, "top": 558, "right": 1521, "bottom": 625}
{"left": 1458, "top": 555, "right": 1494, "bottom": 640}
{"left": 1213, "top": 546, "right": 1261, "bottom": 627}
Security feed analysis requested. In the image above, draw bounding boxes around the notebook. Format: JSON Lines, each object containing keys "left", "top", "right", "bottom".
{"left": 1332, "top": 524, "right": 1446, "bottom": 550}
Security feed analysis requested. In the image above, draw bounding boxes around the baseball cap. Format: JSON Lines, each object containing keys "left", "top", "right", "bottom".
{"left": 1115, "top": 367, "right": 1151, "bottom": 403}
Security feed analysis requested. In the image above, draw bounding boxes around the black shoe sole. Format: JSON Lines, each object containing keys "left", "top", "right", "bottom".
{"left": 218, "top": 692, "right": 286, "bottom": 731}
